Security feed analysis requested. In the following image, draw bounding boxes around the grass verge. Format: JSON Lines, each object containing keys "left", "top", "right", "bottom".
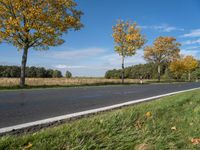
{"left": 1, "top": 90, "right": 200, "bottom": 149}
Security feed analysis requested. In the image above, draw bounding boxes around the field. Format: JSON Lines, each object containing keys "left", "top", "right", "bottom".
{"left": 0, "top": 78, "right": 154, "bottom": 88}
{"left": 1, "top": 89, "right": 200, "bottom": 149}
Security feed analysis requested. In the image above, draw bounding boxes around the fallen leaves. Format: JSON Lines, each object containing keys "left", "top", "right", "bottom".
{"left": 23, "top": 143, "right": 33, "bottom": 150}
{"left": 171, "top": 126, "right": 177, "bottom": 131}
{"left": 191, "top": 138, "right": 200, "bottom": 145}
{"left": 135, "top": 120, "right": 143, "bottom": 129}
{"left": 145, "top": 112, "right": 152, "bottom": 118}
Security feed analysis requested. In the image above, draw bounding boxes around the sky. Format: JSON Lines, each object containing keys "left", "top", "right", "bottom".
{"left": 1, "top": 0, "right": 200, "bottom": 77}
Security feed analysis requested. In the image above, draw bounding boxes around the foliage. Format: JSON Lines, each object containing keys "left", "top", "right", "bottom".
{"left": 183, "top": 55, "right": 198, "bottom": 73}
{"left": 105, "top": 63, "right": 163, "bottom": 79}
{"left": 144, "top": 36, "right": 181, "bottom": 63}
{"left": 52, "top": 70, "right": 62, "bottom": 78}
{"left": 112, "top": 20, "right": 145, "bottom": 57}
{"left": 144, "top": 36, "right": 181, "bottom": 81}
{"left": 1, "top": 90, "right": 200, "bottom": 149}
{"left": 65, "top": 71, "right": 72, "bottom": 78}
{"left": 169, "top": 59, "right": 185, "bottom": 79}
{"left": 169, "top": 55, "right": 199, "bottom": 80}
{"left": 0, "top": 0, "right": 83, "bottom": 50}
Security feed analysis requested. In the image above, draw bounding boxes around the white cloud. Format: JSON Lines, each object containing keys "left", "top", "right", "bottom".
{"left": 53, "top": 49, "right": 146, "bottom": 77}
{"left": 181, "top": 49, "right": 199, "bottom": 58}
{"left": 55, "top": 65, "right": 111, "bottom": 70}
{"left": 182, "top": 29, "right": 200, "bottom": 37}
{"left": 100, "top": 50, "right": 146, "bottom": 68}
{"left": 141, "top": 24, "right": 184, "bottom": 32}
{"left": 182, "top": 39, "right": 200, "bottom": 45}
{"left": 181, "top": 45, "right": 200, "bottom": 58}
{"left": 183, "top": 46, "right": 200, "bottom": 50}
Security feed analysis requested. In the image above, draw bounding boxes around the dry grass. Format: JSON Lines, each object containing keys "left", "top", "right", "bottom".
{"left": 0, "top": 78, "right": 153, "bottom": 87}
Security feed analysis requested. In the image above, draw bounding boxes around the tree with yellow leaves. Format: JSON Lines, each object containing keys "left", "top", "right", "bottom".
{"left": 169, "top": 55, "right": 198, "bottom": 81}
{"left": 183, "top": 55, "right": 198, "bottom": 81}
{"left": 169, "top": 57, "right": 185, "bottom": 79}
{"left": 144, "top": 36, "right": 181, "bottom": 82}
{"left": 0, "top": 0, "right": 83, "bottom": 87}
{"left": 112, "top": 20, "right": 145, "bottom": 83}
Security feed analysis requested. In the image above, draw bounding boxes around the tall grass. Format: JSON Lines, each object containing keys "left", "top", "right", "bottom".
{"left": 0, "top": 78, "right": 154, "bottom": 87}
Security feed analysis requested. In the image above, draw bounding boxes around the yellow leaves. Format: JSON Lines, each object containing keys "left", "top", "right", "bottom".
{"left": 66, "top": 16, "right": 77, "bottom": 26}
{"left": 145, "top": 112, "right": 152, "bottom": 118}
{"left": 169, "top": 55, "right": 198, "bottom": 79}
{"left": 144, "top": 36, "right": 180, "bottom": 63}
{"left": 112, "top": 20, "right": 145, "bottom": 56}
{"left": 169, "top": 58, "right": 185, "bottom": 78}
{"left": 23, "top": 143, "right": 33, "bottom": 150}
{"left": 183, "top": 55, "right": 198, "bottom": 72}
{"left": 0, "top": 0, "right": 83, "bottom": 50}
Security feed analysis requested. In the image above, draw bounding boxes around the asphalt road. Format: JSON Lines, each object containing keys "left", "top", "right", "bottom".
{"left": 0, "top": 82, "right": 200, "bottom": 128}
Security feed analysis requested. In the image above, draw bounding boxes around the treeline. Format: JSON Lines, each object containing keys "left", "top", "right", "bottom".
{"left": 0, "top": 66, "right": 62, "bottom": 78}
{"left": 105, "top": 62, "right": 200, "bottom": 81}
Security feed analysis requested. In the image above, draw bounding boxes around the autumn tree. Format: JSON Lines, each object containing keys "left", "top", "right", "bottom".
{"left": 0, "top": 0, "right": 83, "bottom": 87}
{"left": 169, "top": 55, "right": 198, "bottom": 81}
{"left": 183, "top": 55, "right": 198, "bottom": 81}
{"left": 144, "top": 36, "right": 181, "bottom": 82}
{"left": 112, "top": 20, "right": 145, "bottom": 83}
{"left": 169, "top": 58, "right": 185, "bottom": 79}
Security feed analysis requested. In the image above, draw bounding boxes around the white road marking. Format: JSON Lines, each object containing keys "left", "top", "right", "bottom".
{"left": 0, "top": 87, "right": 200, "bottom": 134}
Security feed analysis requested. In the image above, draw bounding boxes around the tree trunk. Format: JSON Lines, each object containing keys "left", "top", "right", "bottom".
{"left": 20, "top": 47, "right": 28, "bottom": 88}
{"left": 121, "top": 56, "right": 125, "bottom": 84}
{"left": 157, "top": 64, "right": 161, "bottom": 82}
{"left": 188, "top": 71, "right": 191, "bottom": 82}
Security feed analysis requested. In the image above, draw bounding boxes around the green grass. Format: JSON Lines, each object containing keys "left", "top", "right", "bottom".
{"left": 1, "top": 90, "right": 200, "bottom": 149}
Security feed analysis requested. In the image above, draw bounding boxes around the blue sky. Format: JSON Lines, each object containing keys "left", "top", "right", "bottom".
{"left": 1, "top": 0, "right": 200, "bottom": 77}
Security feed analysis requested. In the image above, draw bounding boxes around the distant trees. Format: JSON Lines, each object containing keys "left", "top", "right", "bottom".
{"left": 144, "top": 36, "right": 181, "bottom": 82}
{"left": 105, "top": 63, "right": 158, "bottom": 79}
{"left": 105, "top": 60, "right": 200, "bottom": 81}
{"left": 0, "top": 0, "right": 83, "bottom": 87}
{"left": 112, "top": 20, "right": 145, "bottom": 83}
{"left": 65, "top": 71, "right": 72, "bottom": 78}
{"left": 0, "top": 66, "right": 62, "bottom": 78}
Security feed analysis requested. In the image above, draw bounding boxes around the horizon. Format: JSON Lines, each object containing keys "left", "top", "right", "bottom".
{"left": 1, "top": 0, "right": 200, "bottom": 77}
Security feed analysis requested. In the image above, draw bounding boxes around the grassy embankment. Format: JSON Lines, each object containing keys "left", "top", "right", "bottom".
{"left": 1, "top": 89, "right": 200, "bottom": 149}
{"left": 0, "top": 78, "right": 157, "bottom": 90}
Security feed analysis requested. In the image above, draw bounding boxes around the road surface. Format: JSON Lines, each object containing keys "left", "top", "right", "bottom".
{"left": 0, "top": 82, "right": 200, "bottom": 128}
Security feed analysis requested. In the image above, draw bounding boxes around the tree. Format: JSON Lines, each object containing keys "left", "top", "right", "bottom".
{"left": 183, "top": 55, "right": 198, "bottom": 81}
{"left": 46, "top": 69, "right": 54, "bottom": 78}
{"left": 53, "top": 70, "right": 62, "bottom": 78}
{"left": 0, "top": 0, "right": 83, "bottom": 87}
{"left": 144, "top": 36, "right": 181, "bottom": 82}
{"left": 65, "top": 70, "right": 72, "bottom": 78}
{"left": 36, "top": 67, "right": 46, "bottom": 78}
{"left": 112, "top": 20, "right": 145, "bottom": 83}
{"left": 169, "top": 58, "right": 185, "bottom": 80}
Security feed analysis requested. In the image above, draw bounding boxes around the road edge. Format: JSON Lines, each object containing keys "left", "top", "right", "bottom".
{"left": 0, "top": 87, "right": 200, "bottom": 135}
